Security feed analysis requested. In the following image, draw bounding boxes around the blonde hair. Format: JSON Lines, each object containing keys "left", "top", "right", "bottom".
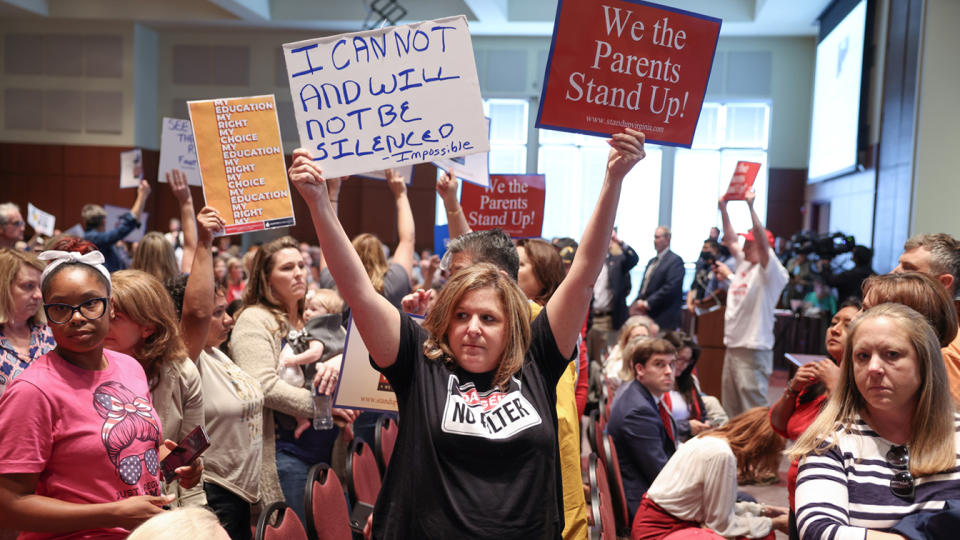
{"left": 789, "top": 303, "right": 956, "bottom": 476}
{"left": 353, "top": 233, "right": 389, "bottom": 294}
{"left": 702, "top": 407, "right": 785, "bottom": 483}
{"left": 423, "top": 263, "right": 531, "bottom": 390}
{"left": 241, "top": 236, "right": 303, "bottom": 334}
{"left": 226, "top": 257, "right": 244, "bottom": 285}
{"left": 615, "top": 317, "right": 655, "bottom": 381}
{"left": 127, "top": 507, "right": 226, "bottom": 540}
{"left": 0, "top": 248, "right": 46, "bottom": 325}
{"left": 308, "top": 288, "right": 344, "bottom": 314}
{"left": 110, "top": 270, "right": 189, "bottom": 387}
{"left": 131, "top": 231, "right": 179, "bottom": 285}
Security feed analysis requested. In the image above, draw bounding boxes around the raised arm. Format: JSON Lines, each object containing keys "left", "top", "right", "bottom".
{"left": 315, "top": 176, "right": 342, "bottom": 273}
{"left": 437, "top": 169, "right": 471, "bottom": 237}
{"left": 744, "top": 190, "right": 770, "bottom": 268}
{"left": 179, "top": 207, "right": 224, "bottom": 361}
{"left": 546, "top": 129, "right": 645, "bottom": 357}
{"left": 130, "top": 179, "right": 151, "bottom": 221}
{"left": 385, "top": 169, "right": 415, "bottom": 279}
{"left": 167, "top": 170, "right": 197, "bottom": 274}
{"left": 718, "top": 199, "right": 743, "bottom": 262}
{"left": 289, "top": 150, "right": 400, "bottom": 367}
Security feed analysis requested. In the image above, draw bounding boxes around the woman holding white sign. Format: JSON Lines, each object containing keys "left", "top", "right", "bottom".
{"left": 287, "top": 128, "right": 646, "bottom": 539}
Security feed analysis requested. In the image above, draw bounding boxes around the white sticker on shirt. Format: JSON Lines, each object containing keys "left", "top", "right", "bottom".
{"left": 441, "top": 374, "right": 542, "bottom": 440}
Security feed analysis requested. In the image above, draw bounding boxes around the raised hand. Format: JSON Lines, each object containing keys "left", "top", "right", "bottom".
{"left": 436, "top": 169, "right": 459, "bottom": 206}
{"left": 288, "top": 149, "right": 328, "bottom": 204}
{"left": 744, "top": 189, "right": 756, "bottom": 206}
{"left": 606, "top": 128, "right": 646, "bottom": 180}
{"left": 167, "top": 169, "right": 192, "bottom": 204}
{"left": 195, "top": 206, "right": 224, "bottom": 246}
{"left": 385, "top": 168, "right": 407, "bottom": 197}
{"left": 137, "top": 179, "right": 152, "bottom": 200}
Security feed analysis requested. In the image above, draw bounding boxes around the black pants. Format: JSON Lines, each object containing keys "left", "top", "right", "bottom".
{"left": 205, "top": 482, "right": 252, "bottom": 540}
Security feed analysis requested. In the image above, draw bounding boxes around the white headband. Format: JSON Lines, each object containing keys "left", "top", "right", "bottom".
{"left": 38, "top": 250, "right": 112, "bottom": 294}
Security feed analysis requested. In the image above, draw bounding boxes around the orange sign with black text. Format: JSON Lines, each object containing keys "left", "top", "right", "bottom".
{"left": 188, "top": 95, "right": 295, "bottom": 235}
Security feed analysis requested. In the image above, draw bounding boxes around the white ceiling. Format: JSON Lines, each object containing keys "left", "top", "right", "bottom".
{"left": 0, "top": 0, "right": 832, "bottom": 37}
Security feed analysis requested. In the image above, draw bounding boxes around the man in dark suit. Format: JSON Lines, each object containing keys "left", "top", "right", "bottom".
{"left": 631, "top": 226, "right": 684, "bottom": 330}
{"left": 587, "top": 231, "right": 639, "bottom": 366}
{"left": 607, "top": 337, "right": 677, "bottom": 518}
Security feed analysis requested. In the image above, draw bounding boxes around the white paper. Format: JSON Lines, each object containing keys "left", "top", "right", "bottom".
{"left": 333, "top": 315, "right": 400, "bottom": 413}
{"left": 104, "top": 204, "right": 148, "bottom": 243}
{"left": 433, "top": 117, "right": 490, "bottom": 187}
{"left": 119, "top": 149, "right": 143, "bottom": 188}
{"left": 158, "top": 117, "right": 202, "bottom": 186}
{"left": 26, "top": 203, "right": 55, "bottom": 236}
{"left": 282, "top": 15, "right": 489, "bottom": 178}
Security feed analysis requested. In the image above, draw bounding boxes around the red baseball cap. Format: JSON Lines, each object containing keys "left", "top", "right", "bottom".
{"left": 739, "top": 229, "right": 775, "bottom": 246}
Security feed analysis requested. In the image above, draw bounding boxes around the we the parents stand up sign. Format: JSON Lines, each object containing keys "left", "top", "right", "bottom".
{"left": 537, "top": 0, "right": 721, "bottom": 147}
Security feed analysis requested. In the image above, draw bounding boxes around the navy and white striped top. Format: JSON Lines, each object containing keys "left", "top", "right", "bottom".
{"left": 796, "top": 413, "right": 960, "bottom": 540}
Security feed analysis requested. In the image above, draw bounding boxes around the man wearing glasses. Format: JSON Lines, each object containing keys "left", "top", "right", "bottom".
{"left": 0, "top": 203, "right": 25, "bottom": 250}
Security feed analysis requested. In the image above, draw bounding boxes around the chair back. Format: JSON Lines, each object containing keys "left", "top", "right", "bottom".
{"left": 255, "top": 502, "right": 308, "bottom": 540}
{"left": 346, "top": 438, "right": 382, "bottom": 506}
{"left": 594, "top": 457, "right": 617, "bottom": 540}
{"left": 374, "top": 415, "right": 398, "bottom": 474}
{"left": 601, "top": 434, "right": 630, "bottom": 535}
{"left": 304, "top": 463, "right": 352, "bottom": 540}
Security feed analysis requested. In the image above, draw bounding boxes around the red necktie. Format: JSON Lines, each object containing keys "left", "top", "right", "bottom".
{"left": 658, "top": 400, "right": 675, "bottom": 443}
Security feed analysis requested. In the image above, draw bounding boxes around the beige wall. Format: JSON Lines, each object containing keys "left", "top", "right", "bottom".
{"left": 911, "top": 0, "right": 960, "bottom": 237}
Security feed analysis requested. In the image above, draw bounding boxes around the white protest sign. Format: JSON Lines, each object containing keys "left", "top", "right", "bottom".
{"left": 333, "top": 314, "right": 420, "bottom": 413}
{"left": 353, "top": 164, "right": 414, "bottom": 184}
{"left": 433, "top": 117, "right": 490, "bottom": 187}
{"left": 158, "top": 117, "right": 202, "bottom": 186}
{"left": 26, "top": 203, "right": 55, "bottom": 236}
{"left": 119, "top": 149, "right": 143, "bottom": 188}
{"left": 104, "top": 204, "right": 148, "bottom": 243}
{"left": 282, "top": 15, "right": 489, "bottom": 178}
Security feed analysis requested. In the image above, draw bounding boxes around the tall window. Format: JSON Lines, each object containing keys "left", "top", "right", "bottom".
{"left": 671, "top": 103, "right": 771, "bottom": 262}
{"left": 483, "top": 99, "right": 528, "bottom": 174}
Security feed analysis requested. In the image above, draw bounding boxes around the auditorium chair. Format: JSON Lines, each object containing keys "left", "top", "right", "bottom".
{"left": 346, "top": 439, "right": 381, "bottom": 507}
{"left": 255, "top": 501, "right": 308, "bottom": 540}
{"left": 304, "top": 463, "right": 352, "bottom": 540}
{"left": 601, "top": 434, "right": 631, "bottom": 535}
{"left": 373, "top": 414, "right": 398, "bottom": 475}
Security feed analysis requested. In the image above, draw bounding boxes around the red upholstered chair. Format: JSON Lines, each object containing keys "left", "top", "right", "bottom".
{"left": 373, "top": 415, "right": 398, "bottom": 475}
{"left": 304, "top": 463, "right": 352, "bottom": 540}
{"left": 586, "top": 409, "right": 599, "bottom": 454}
{"left": 594, "top": 457, "right": 618, "bottom": 540}
{"left": 346, "top": 439, "right": 382, "bottom": 506}
{"left": 255, "top": 502, "right": 309, "bottom": 540}
{"left": 601, "top": 434, "right": 631, "bottom": 535}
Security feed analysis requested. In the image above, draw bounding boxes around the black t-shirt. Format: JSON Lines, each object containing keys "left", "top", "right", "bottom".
{"left": 371, "top": 310, "right": 570, "bottom": 539}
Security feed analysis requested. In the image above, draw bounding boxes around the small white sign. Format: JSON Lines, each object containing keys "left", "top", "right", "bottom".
{"left": 158, "top": 117, "right": 202, "bottom": 186}
{"left": 104, "top": 204, "right": 148, "bottom": 243}
{"left": 119, "top": 149, "right": 143, "bottom": 188}
{"left": 26, "top": 203, "right": 55, "bottom": 236}
{"left": 433, "top": 117, "right": 490, "bottom": 187}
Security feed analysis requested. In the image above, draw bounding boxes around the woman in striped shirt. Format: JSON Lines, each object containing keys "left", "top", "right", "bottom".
{"left": 791, "top": 303, "right": 960, "bottom": 540}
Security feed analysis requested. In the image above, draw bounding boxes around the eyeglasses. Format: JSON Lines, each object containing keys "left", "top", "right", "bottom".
{"left": 117, "top": 447, "right": 159, "bottom": 485}
{"left": 887, "top": 444, "right": 915, "bottom": 499}
{"left": 2, "top": 220, "right": 24, "bottom": 227}
{"left": 43, "top": 297, "right": 108, "bottom": 324}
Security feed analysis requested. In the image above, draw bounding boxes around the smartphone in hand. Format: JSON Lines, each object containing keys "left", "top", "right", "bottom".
{"left": 160, "top": 425, "right": 210, "bottom": 482}
{"left": 349, "top": 502, "right": 374, "bottom": 533}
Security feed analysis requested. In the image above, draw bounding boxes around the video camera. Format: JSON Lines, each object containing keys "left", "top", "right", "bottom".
{"left": 784, "top": 231, "right": 855, "bottom": 261}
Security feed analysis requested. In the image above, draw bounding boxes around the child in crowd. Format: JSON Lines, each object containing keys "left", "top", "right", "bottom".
{"left": 277, "top": 288, "right": 347, "bottom": 438}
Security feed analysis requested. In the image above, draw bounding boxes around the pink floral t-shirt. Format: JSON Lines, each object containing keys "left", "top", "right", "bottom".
{"left": 0, "top": 349, "right": 163, "bottom": 539}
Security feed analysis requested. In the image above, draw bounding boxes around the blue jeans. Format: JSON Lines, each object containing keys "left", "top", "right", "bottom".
{"left": 275, "top": 449, "right": 310, "bottom": 525}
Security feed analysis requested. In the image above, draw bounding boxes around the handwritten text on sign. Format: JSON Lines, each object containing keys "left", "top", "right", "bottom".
{"left": 722, "top": 161, "right": 762, "bottom": 201}
{"left": 282, "top": 15, "right": 489, "bottom": 178}
{"left": 158, "top": 118, "right": 202, "bottom": 186}
{"left": 537, "top": 0, "right": 721, "bottom": 147}
{"left": 188, "top": 95, "right": 295, "bottom": 236}
{"left": 461, "top": 174, "right": 545, "bottom": 238}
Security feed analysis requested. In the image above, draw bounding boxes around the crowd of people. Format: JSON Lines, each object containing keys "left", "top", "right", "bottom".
{"left": 1, "top": 127, "right": 960, "bottom": 540}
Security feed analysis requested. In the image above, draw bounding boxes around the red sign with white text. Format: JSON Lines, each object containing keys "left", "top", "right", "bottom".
{"left": 460, "top": 174, "right": 545, "bottom": 239}
{"left": 536, "top": 0, "right": 721, "bottom": 147}
{"left": 722, "top": 161, "right": 762, "bottom": 201}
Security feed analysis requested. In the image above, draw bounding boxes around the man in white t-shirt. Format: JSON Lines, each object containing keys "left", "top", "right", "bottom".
{"left": 714, "top": 191, "right": 788, "bottom": 417}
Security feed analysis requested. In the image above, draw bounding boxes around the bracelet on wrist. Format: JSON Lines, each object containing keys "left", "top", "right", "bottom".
{"left": 446, "top": 207, "right": 461, "bottom": 215}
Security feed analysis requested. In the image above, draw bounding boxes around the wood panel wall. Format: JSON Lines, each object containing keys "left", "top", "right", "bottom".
{"left": 0, "top": 142, "right": 437, "bottom": 252}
